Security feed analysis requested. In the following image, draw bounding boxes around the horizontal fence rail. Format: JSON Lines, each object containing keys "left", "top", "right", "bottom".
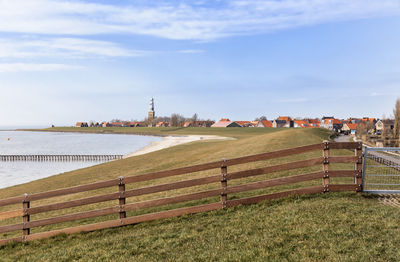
{"left": 0, "top": 141, "right": 362, "bottom": 246}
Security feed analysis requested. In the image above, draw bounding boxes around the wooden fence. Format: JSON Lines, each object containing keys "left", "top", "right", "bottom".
{"left": 0, "top": 141, "right": 363, "bottom": 246}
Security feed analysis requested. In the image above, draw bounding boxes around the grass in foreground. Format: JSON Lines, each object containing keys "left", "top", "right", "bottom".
{"left": 0, "top": 128, "right": 399, "bottom": 261}
{"left": 1, "top": 193, "right": 399, "bottom": 262}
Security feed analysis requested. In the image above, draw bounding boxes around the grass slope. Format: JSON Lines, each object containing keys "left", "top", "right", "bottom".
{"left": 0, "top": 128, "right": 399, "bottom": 261}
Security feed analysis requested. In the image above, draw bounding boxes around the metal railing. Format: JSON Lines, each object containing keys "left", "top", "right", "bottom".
{"left": 362, "top": 147, "right": 400, "bottom": 194}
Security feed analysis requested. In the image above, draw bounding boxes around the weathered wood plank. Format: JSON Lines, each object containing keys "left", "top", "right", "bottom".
{"left": 0, "top": 223, "right": 23, "bottom": 234}
{"left": 123, "top": 143, "right": 324, "bottom": 184}
{"left": 27, "top": 175, "right": 221, "bottom": 215}
{"left": 227, "top": 158, "right": 324, "bottom": 180}
{"left": 25, "top": 189, "right": 222, "bottom": 229}
{"left": 328, "top": 142, "right": 360, "bottom": 149}
{"left": 226, "top": 186, "right": 324, "bottom": 207}
{"left": 124, "top": 189, "right": 221, "bottom": 212}
{"left": 0, "top": 196, "right": 25, "bottom": 208}
{"left": 329, "top": 184, "right": 359, "bottom": 192}
{"left": 28, "top": 192, "right": 120, "bottom": 215}
{"left": 328, "top": 170, "right": 358, "bottom": 177}
{"left": 24, "top": 203, "right": 221, "bottom": 242}
{"left": 27, "top": 206, "right": 121, "bottom": 229}
{"left": 225, "top": 143, "right": 323, "bottom": 166}
{"left": 124, "top": 175, "right": 220, "bottom": 198}
{"left": 329, "top": 156, "right": 358, "bottom": 163}
{"left": 226, "top": 171, "right": 324, "bottom": 194}
{"left": 0, "top": 236, "right": 22, "bottom": 246}
{"left": 0, "top": 209, "right": 22, "bottom": 221}
{"left": 0, "top": 179, "right": 119, "bottom": 207}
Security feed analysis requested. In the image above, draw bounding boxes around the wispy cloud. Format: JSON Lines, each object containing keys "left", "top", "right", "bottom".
{"left": 276, "top": 98, "right": 311, "bottom": 103}
{"left": 0, "top": 38, "right": 145, "bottom": 59}
{"left": 0, "top": 0, "right": 399, "bottom": 40}
{"left": 178, "top": 49, "right": 205, "bottom": 54}
{"left": 0, "top": 63, "right": 82, "bottom": 73}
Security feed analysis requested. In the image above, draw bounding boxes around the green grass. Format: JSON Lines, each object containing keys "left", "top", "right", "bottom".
{"left": 1, "top": 127, "right": 399, "bottom": 261}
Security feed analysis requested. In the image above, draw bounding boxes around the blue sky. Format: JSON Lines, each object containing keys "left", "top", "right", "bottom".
{"left": 1, "top": 0, "right": 400, "bottom": 126}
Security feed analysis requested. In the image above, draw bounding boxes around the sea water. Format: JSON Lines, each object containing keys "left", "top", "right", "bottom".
{"left": 0, "top": 131, "right": 162, "bottom": 189}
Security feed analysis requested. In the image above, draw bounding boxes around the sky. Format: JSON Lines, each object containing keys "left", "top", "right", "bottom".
{"left": 1, "top": 0, "right": 400, "bottom": 126}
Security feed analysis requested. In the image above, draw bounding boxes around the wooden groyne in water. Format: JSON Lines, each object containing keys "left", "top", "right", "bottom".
{"left": 0, "top": 155, "right": 123, "bottom": 162}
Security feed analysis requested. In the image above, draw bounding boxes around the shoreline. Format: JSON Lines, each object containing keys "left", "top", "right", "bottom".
{"left": 11, "top": 129, "right": 235, "bottom": 158}
{"left": 124, "top": 135, "right": 235, "bottom": 158}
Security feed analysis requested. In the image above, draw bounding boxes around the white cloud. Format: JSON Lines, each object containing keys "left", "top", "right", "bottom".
{"left": 178, "top": 49, "right": 205, "bottom": 54}
{"left": 0, "top": 63, "right": 83, "bottom": 73}
{"left": 0, "top": 38, "right": 144, "bottom": 59}
{"left": 0, "top": 0, "right": 399, "bottom": 40}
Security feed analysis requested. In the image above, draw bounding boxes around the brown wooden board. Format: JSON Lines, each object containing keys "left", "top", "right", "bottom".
{"left": 28, "top": 192, "right": 120, "bottom": 215}
{"left": 328, "top": 142, "right": 360, "bottom": 149}
{"left": 329, "top": 184, "right": 358, "bottom": 192}
{"left": 328, "top": 170, "right": 358, "bottom": 177}
{"left": 0, "top": 180, "right": 119, "bottom": 207}
{"left": 124, "top": 175, "right": 220, "bottom": 198}
{"left": 226, "top": 186, "right": 325, "bottom": 207}
{"left": 25, "top": 189, "right": 222, "bottom": 229}
{"left": 0, "top": 236, "right": 22, "bottom": 246}
{"left": 124, "top": 189, "right": 221, "bottom": 212}
{"left": 329, "top": 156, "right": 358, "bottom": 163}
{"left": 0, "top": 209, "right": 22, "bottom": 221}
{"left": 0, "top": 196, "right": 25, "bottom": 208}
{"left": 27, "top": 206, "right": 120, "bottom": 229}
{"left": 24, "top": 203, "right": 221, "bottom": 242}
{"left": 228, "top": 158, "right": 324, "bottom": 180}
{"left": 122, "top": 143, "right": 324, "bottom": 185}
{"left": 226, "top": 171, "right": 324, "bottom": 194}
{"left": 0, "top": 223, "right": 23, "bottom": 234}
{"left": 224, "top": 143, "right": 323, "bottom": 166}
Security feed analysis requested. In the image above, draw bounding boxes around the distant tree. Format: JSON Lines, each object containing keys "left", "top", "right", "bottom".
{"left": 110, "top": 119, "right": 122, "bottom": 122}
{"left": 192, "top": 113, "right": 198, "bottom": 123}
{"left": 170, "top": 113, "right": 185, "bottom": 127}
{"left": 170, "top": 114, "right": 179, "bottom": 127}
{"left": 254, "top": 116, "right": 267, "bottom": 121}
{"left": 394, "top": 98, "right": 400, "bottom": 146}
{"left": 356, "top": 122, "right": 367, "bottom": 138}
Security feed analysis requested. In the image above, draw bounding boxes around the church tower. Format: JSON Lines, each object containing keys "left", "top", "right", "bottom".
{"left": 148, "top": 97, "right": 155, "bottom": 120}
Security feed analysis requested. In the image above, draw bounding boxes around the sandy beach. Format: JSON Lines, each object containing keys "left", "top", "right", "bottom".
{"left": 124, "top": 135, "right": 235, "bottom": 158}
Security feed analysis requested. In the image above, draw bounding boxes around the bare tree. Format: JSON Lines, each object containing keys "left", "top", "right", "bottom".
{"left": 170, "top": 113, "right": 185, "bottom": 127}
{"left": 394, "top": 98, "right": 400, "bottom": 146}
{"left": 192, "top": 113, "right": 198, "bottom": 123}
{"left": 254, "top": 116, "right": 267, "bottom": 121}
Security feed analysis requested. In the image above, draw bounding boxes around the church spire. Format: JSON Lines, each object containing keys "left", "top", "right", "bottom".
{"left": 148, "top": 97, "right": 155, "bottom": 120}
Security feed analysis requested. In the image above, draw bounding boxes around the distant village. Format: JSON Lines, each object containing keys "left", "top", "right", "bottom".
{"left": 76, "top": 116, "right": 392, "bottom": 135}
{"left": 75, "top": 98, "right": 398, "bottom": 147}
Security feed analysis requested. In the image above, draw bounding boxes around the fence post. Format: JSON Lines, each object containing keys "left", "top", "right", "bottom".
{"left": 221, "top": 158, "right": 228, "bottom": 209}
{"left": 322, "top": 141, "right": 330, "bottom": 193}
{"left": 22, "top": 193, "right": 30, "bottom": 239}
{"left": 118, "top": 176, "right": 126, "bottom": 219}
{"left": 355, "top": 142, "right": 363, "bottom": 192}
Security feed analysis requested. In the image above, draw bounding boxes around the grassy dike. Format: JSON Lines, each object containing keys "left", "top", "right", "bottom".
{"left": 0, "top": 127, "right": 399, "bottom": 261}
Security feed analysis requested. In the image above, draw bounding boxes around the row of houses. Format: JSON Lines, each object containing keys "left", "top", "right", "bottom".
{"left": 76, "top": 120, "right": 215, "bottom": 128}
{"left": 76, "top": 116, "right": 395, "bottom": 136}
{"left": 319, "top": 116, "right": 395, "bottom": 135}
{"left": 211, "top": 117, "right": 320, "bottom": 128}
{"left": 76, "top": 121, "right": 144, "bottom": 128}
{"left": 210, "top": 116, "right": 395, "bottom": 136}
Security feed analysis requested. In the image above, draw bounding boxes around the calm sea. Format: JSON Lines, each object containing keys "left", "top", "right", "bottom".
{"left": 0, "top": 131, "right": 162, "bottom": 189}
